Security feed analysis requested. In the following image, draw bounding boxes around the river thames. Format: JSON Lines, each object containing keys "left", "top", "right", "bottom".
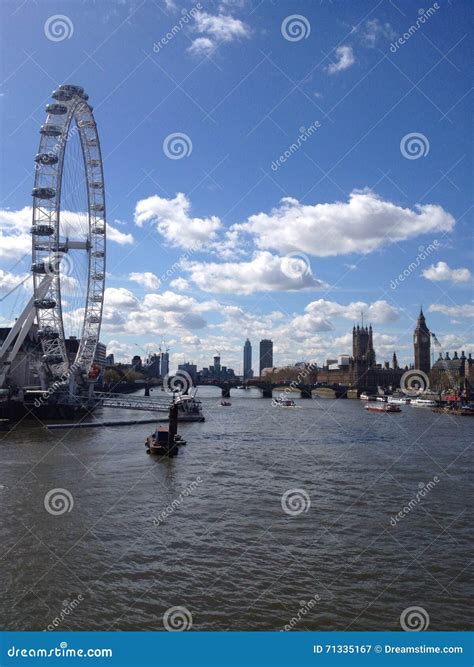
{"left": 1, "top": 388, "right": 472, "bottom": 631}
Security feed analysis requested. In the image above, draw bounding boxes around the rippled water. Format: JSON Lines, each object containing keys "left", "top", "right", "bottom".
{"left": 1, "top": 388, "right": 472, "bottom": 631}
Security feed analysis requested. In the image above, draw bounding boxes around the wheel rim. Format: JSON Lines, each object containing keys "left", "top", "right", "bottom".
{"left": 31, "top": 84, "right": 106, "bottom": 379}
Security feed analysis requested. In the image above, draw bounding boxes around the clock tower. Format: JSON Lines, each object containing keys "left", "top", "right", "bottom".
{"left": 414, "top": 308, "right": 431, "bottom": 373}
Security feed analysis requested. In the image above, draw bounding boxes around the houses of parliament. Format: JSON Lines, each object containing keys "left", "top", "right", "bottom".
{"left": 316, "top": 309, "right": 473, "bottom": 393}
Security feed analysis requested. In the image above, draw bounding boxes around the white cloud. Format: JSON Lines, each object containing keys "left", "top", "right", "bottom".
{"left": 134, "top": 193, "right": 221, "bottom": 250}
{"left": 106, "top": 223, "right": 134, "bottom": 245}
{"left": 0, "top": 269, "right": 30, "bottom": 296}
{"left": 422, "top": 261, "right": 471, "bottom": 284}
{"left": 188, "top": 10, "right": 250, "bottom": 56}
{"left": 327, "top": 46, "right": 355, "bottom": 74}
{"left": 360, "top": 19, "right": 396, "bottom": 47}
{"left": 170, "top": 277, "right": 189, "bottom": 291}
{"left": 0, "top": 207, "right": 134, "bottom": 261}
{"left": 232, "top": 189, "right": 455, "bottom": 257}
{"left": 429, "top": 303, "right": 474, "bottom": 318}
{"left": 183, "top": 251, "right": 329, "bottom": 294}
{"left": 104, "top": 287, "right": 140, "bottom": 309}
{"left": 293, "top": 299, "right": 399, "bottom": 334}
{"left": 129, "top": 271, "right": 161, "bottom": 290}
{"left": 187, "top": 37, "right": 215, "bottom": 56}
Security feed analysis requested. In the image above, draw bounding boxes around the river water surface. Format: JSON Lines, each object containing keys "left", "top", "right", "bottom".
{"left": 1, "top": 388, "right": 472, "bottom": 631}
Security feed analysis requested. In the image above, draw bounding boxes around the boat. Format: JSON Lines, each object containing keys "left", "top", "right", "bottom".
{"left": 220, "top": 400, "right": 231, "bottom": 406}
{"left": 365, "top": 404, "right": 401, "bottom": 413}
{"left": 375, "top": 396, "right": 388, "bottom": 402}
{"left": 411, "top": 398, "right": 438, "bottom": 408}
{"left": 433, "top": 403, "right": 474, "bottom": 416}
{"left": 175, "top": 391, "right": 205, "bottom": 422}
{"left": 388, "top": 396, "right": 411, "bottom": 405}
{"left": 360, "top": 393, "right": 376, "bottom": 401}
{"left": 145, "top": 427, "right": 186, "bottom": 456}
{"left": 274, "top": 398, "right": 298, "bottom": 407}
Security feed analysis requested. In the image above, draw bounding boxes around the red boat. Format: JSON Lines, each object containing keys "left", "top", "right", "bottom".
{"left": 365, "top": 404, "right": 401, "bottom": 413}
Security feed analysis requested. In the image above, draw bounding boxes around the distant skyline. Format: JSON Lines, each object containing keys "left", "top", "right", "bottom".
{"left": 0, "top": 0, "right": 472, "bottom": 372}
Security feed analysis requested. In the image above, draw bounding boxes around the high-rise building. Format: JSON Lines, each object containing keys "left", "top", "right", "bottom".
{"left": 213, "top": 355, "right": 221, "bottom": 378}
{"left": 243, "top": 339, "right": 252, "bottom": 379}
{"left": 160, "top": 351, "right": 169, "bottom": 377}
{"left": 259, "top": 339, "right": 273, "bottom": 375}
{"left": 414, "top": 307, "right": 431, "bottom": 373}
{"left": 94, "top": 342, "right": 107, "bottom": 367}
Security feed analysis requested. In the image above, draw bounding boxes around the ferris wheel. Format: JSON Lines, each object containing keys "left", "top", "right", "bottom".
{"left": 31, "top": 84, "right": 106, "bottom": 378}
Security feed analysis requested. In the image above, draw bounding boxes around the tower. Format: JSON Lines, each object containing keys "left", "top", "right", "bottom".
{"left": 414, "top": 307, "right": 431, "bottom": 373}
{"left": 352, "top": 324, "right": 375, "bottom": 368}
{"left": 243, "top": 339, "right": 252, "bottom": 379}
{"left": 259, "top": 339, "right": 273, "bottom": 375}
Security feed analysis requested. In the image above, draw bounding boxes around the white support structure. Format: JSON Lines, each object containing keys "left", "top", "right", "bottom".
{"left": 0, "top": 276, "right": 52, "bottom": 387}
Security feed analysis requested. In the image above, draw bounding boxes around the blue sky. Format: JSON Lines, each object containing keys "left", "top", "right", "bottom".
{"left": 0, "top": 0, "right": 472, "bottom": 373}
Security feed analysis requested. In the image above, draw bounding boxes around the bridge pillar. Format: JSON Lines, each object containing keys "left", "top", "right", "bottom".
{"left": 144, "top": 384, "right": 150, "bottom": 397}
{"left": 261, "top": 386, "right": 273, "bottom": 398}
{"left": 221, "top": 386, "right": 231, "bottom": 398}
{"left": 300, "top": 385, "right": 313, "bottom": 399}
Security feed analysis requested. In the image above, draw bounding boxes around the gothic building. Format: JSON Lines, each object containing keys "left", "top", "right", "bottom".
{"left": 414, "top": 307, "right": 431, "bottom": 374}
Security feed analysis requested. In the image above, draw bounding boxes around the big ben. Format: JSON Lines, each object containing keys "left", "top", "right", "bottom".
{"left": 414, "top": 307, "right": 431, "bottom": 373}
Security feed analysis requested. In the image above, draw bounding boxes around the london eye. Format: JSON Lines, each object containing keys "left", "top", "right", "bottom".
{"left": 31, "top": 84, "right": 106, "bottom": 379}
